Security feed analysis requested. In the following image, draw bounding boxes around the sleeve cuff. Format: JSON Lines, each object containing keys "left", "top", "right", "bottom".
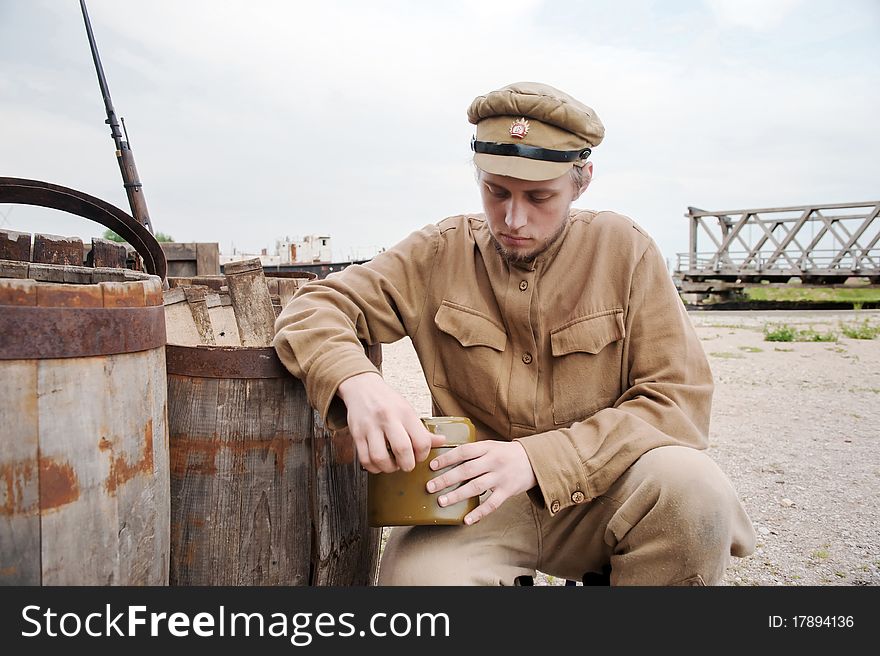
{"left": 515, "top": 431, "right": 593, "bottom": 516}
{"left": 308, "top": 348, "right": 380, "bottom": 431}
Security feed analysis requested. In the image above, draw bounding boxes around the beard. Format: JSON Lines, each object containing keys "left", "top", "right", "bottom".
{"left": 489, "top": 215, "right": 569, "bottom": 265}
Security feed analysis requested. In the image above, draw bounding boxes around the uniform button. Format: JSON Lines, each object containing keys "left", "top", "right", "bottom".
{"left": 571, "top": 491, "right": 585, "bottom": 503}
{"left": 522, "top": 352, "right": 533, "bottom": 364}
{"left": 550, "top": 500, "right": 561, "bottom": 513}
{"left": 519, "top": 280, "right": 528, "bottom": 291}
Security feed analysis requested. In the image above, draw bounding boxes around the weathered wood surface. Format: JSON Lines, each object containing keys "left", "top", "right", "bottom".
{"left": 32, "top": 233, "right": 83, "bottom": 266}
{"left": 168, "top": 275, "right": 226, "bottom": 291}
{"left": 0, "top": 230, "right": 31, "bottom": 262}
{"left": 276, "top": 278, "right": 302, "bottom": 309}
{"left": 196, "top": 243, "right": 220, "bottom": 276}
{"left": 311, "top": 416, "right": 380, "bottom": 585}
{"left": 166, "top": 342, "right": 382, "bottom": 586}
{"left": 206, "top": 297, "right": 241, "bottom": 346}
{"left": 183, "top": 285, "right": 216, "bottom": 345}
{"left": 164, "top": 298, "right": 203, "bottom": 346}
{"left": 0, "top": 260, "right": 29, "bottom": 279}
{"left": 311, "top": 343, "right": 382, "bottom": 585}
{"left": 162, "top": 243, "right": 220, "bottom": 277}
{"left": 224, "top": 258, "right": 277, "bottom": 347}
{"left": 1, "top": 260, "right": 146, "bottom": 284}
{"left": 0, "top": 359, "right": 41, "bottom": 584}
{"left": 0, "top": 274, "right": 170, "bottom": 585}
{"left": 88, "top": 237, "right": 128, "bottom": 269}
{"left": 168, "top": 369, "right": 312, "bottom": 585}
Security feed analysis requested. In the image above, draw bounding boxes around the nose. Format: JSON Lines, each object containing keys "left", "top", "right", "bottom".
{"left": 504, "top": 200, "right": 527, "bottom": 231}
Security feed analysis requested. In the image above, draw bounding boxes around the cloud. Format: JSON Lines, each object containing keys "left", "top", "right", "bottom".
{"left": 706, "top": 0, "right": 802, "bottom": 31}
{"left": 1, "top": 0, "right": 877, "bottom": 266}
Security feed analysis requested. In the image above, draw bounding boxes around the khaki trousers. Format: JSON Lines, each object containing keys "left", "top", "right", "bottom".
{"left": 377, "top": 446, "right": 756, "bottom": 586}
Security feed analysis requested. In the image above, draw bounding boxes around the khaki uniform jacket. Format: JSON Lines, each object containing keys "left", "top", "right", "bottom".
{"left": 273, "top": 210, "right": 713, "bottom": 516}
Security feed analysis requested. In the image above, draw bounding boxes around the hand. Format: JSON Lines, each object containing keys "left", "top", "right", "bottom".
{"left": 336, "top": 372, "right": 445, "bottom": 473}
{"left": 425, "top": 440, "right": 537, "bottom": 525}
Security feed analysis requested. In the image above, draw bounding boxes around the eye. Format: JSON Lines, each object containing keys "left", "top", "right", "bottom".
{"left": 529, "top": 194, "right": 552, "bottom": 204}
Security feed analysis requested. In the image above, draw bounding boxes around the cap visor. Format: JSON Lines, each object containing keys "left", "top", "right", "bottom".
{"left": 474, "top": 153, "right": 572, "bottom": 181}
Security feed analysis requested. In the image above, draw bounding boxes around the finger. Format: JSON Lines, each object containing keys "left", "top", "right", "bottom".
{"left": 347, "top": 424, "right": 381, "bottom": 474}
{"left": 426, "top": 456, "right": 487, "bottom": 494}
{"left": 365, "top": 427, "right": 398, "bottom": 473}
{"left": 385, "top": 422, "right": 416, "bottom": 472}
{"left": 463, "top": 488, "right": 506, "bottom": 526}
{"left": 436, "top": 472, "right": 493, "bottom": 506}
{"left": 351, "top": 433, "right": 381, "bottom": 474}
{"left": 404, "top": 416, "right": 437, "bottom": 464}
{"left": 429, "top": 441, "right": 484, "bottom": 471}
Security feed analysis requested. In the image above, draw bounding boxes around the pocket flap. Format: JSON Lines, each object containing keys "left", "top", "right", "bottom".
{"left": 435, "top": 303, "right": 507, "bottom": 351}
{"left": 551, "top": 310, "right": 624, "bottom": 356}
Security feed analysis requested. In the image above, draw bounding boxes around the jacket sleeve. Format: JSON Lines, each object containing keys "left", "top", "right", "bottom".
{"left": 516, "top": 240, "right": 714, "bottom": 514}
{"left": 272, "top": 224, "right": 440, "bottom": 429}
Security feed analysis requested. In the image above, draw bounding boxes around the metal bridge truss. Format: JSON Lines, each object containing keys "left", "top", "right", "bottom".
{"left": 676, "top": 201, "right": 880, "bottom": 283}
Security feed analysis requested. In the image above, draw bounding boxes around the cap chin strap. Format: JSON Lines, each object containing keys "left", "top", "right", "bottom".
{"left": 471, "top": 136, "right": 590, "bottom": 163}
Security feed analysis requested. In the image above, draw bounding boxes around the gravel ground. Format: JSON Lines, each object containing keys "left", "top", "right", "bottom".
{"left": 379, "top": 309, "right": 880, "bottom": 586}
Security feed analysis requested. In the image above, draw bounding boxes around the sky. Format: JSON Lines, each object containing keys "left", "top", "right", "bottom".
{"left": 1, "top": 0, "right": 878, "bottom": 267}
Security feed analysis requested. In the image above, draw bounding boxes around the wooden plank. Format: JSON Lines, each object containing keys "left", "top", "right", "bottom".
{"left": 277, "top": 278, "right": 301, "bottom": 309}
{"left": 37, "top": 344, "right": 168, "bottom": 585}
{"left": 163, "top": 287, "right": 187, "bottom": 306}
{"left": 195, "top": 243, "right": 220, "bottom": 275}
{"left": 206, "top": 299, "right": 241, "bottom": 346}
{"left": 36, "top": 282, "right": 103, "bottom": 308}
{"left": 224, "top": 258, "right": 277, "bottom": 347}
{"left": 88, "top": 237, "right": 128, "bottom": 269}
{"left": 32, "top": 234, "right": 83, "bottom": 266}
{"left": 168, "top": 373, "right": 220, "bottom": 585}
{"left": 311, "top": 342, "right": 381, "bottom": 585}
{"left": 0, "top": 360, "right": 41, "bottom": 584}
{"left": 142, "top": 277, "right": 164, "bottom": 308}
{"left": 106, "top": 347, "right": 170, "bottom": 585}
{"left": 27, "top": 263, "right": 74, "bottom": 283}
{"left": 311, "top": 411, "right": 380, "bottom": 585}
{"left": 0, "top": 278, "right": 37, "bottom": 306}
{"left": 160, "top": 243, "right": 197, "bottom": 260}
{"left": 167, "top": 277, "right": 194, "bottom": 289}
{"left": 184, "top": 285, "right": 216, "bottom": 345}
{"left": 0, "top": 259, "right": 30, "bottom": 279}
{"left": 0, "top": 230, "right": 31, "bottom": 262}
{"left": 89, "top": 267, "right": 132, "bottom": 283}
{"left": 165, "top": 302, "right": 202, "bottom": 346}
{"left": 168, "top": 364, "right": 314, "bottom": 585}
{"left": 167, "top": 261, "right": 197, "bottom": 278}
{"left": 233, "top": 377, "right": 312, "bottom": 584}
{"left": 37, "top": 356, "right": 121, "bottom": 584}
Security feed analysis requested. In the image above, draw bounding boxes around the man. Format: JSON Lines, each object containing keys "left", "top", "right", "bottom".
{"left": 273, "top": 81, "right": 756, "bottom": 585}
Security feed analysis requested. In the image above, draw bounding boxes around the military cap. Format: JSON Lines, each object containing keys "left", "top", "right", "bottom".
{"left": 468, "top": 81, "right": 605, "bottom": 181}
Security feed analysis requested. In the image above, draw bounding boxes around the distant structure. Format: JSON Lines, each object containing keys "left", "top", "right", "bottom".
{"left": 221, "top": 234, "right": 378, "bottom": 279}
{"left": 676, "top": 201, "right": 879, "bottom": 285}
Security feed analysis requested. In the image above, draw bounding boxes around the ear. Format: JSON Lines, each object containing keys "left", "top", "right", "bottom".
{"left": 573, "top": 161, "right": 593, "bottom": 201}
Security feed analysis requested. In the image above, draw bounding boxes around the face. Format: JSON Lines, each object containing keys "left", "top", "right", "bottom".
{"left": 479, "top": 167, "right": 589, "bottom": 264}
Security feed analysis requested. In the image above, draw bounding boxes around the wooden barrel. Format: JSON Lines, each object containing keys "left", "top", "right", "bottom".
{"left": 166, "top": 343, "right": 381, "bottom": 585}
{"left": 0, "top": 271, "right": 170, "bottom": 585}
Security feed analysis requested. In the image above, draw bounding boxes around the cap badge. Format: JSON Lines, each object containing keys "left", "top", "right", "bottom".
{"left": 509, "top": 117, "right": 530, "bottom": 139}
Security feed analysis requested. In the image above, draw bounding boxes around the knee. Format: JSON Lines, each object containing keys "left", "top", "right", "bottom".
{"left": 615, "top": 446, "right": 754, "bottom": 552}
{"left": 377, "top": 526, "right": 468, "bottom": 585}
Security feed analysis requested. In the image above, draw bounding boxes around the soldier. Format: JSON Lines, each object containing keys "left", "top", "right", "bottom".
{"left": 274, "top": 81, "right": 755, "bottom": 585}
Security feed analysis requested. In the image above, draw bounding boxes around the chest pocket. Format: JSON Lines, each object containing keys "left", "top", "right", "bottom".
{"left": 550, "top": 309, "right": 625, "bottom": 425}
{"left": 432, "top": 301, "right": 507, "bottom": 415}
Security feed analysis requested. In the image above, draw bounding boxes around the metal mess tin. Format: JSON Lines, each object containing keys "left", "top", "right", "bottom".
{"left": 367, "top": 416, "right": 478, "bottom": 527}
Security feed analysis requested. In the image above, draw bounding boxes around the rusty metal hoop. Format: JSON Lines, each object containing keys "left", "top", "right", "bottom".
{"left": 0, "top": 177, "right": 167, "bottom": 280}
